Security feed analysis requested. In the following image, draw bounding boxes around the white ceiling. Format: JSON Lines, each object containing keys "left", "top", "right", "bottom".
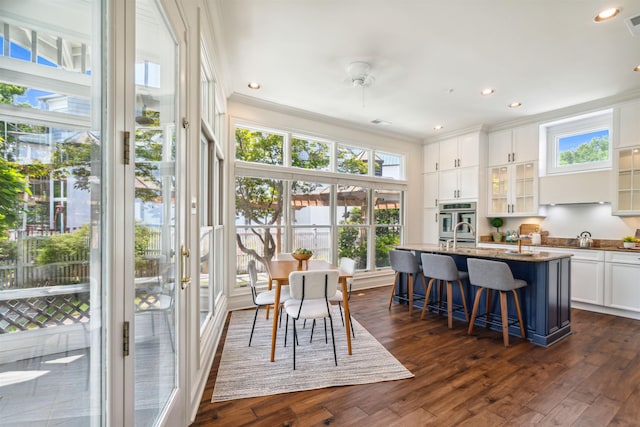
{"left": 213, "top": 0, "right": 640, "bottom": 141}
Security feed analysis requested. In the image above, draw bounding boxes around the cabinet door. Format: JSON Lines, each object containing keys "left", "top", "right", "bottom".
{"left": 423, "top": 143, "right": 439, "bottom": 173}
{"left": 458, "top": 133, "right": 480, "bottom": 168}
{"left": 513, "top": 162, "right": 537, "bottom": 214}
{"left": 618, "top": 100, "right": 640, "bottom": 148}
{"left": 458, "top": 166, "right": 478, "bottom": 199}
{"left": 439, "top": 137, "right": 459, "bottom": 171}
{"left": 572, "top": 259, "right": 604, "bottom": 305}
{"left": 615, "top": 147, "right": 640, "bottom": 213}
{"left": 488, "top": 129, "right": 512, "bottom": 167}
{"left": 423, "top": 173, "right": 438, "bottom": 208}
{"left": 438, "top": 169, "right": 459, "bottom": 200}
{"left": 605, "top": 262, "right": 640, "bottom": 312}
{"left": 423, "top": 208, "right": 439, "bottom": 244}
{"left": 512, "top": 124, "right": 539, "bottom": 163}
{"left": 488, "top": 166, "right": 509, "bottom": 215}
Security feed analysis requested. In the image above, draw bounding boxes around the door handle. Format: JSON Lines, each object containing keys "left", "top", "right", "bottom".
{"left": 180, "top": 245, "right": 191, "bottom": 290}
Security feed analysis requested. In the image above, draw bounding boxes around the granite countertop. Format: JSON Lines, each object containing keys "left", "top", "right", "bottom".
{"left": 478, "top": 237, "right": 640, "bottom": 253}
{"left": 394, "top": 244, "right": 572, "bottom": 262}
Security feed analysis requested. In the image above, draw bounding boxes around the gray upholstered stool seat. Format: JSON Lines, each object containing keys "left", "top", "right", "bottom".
{"left": 420, "top": 253, "right": 469, "bottom": 328}
{"left": 388, "top": 250, "right": 427, "bottom": 316}
{"left": 466, "top": 258, "right": 527, "bottom": 347}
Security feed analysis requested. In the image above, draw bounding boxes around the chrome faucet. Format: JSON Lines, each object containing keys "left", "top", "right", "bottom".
{"left": 453, "top": 221, "right": 475, "bottom": 250}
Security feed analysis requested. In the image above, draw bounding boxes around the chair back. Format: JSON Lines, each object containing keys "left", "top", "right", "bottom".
{"left": 421, "top": 253, "right": 460, "bottom": 281}
{"left": 288, "top": 270, "right": 338, "bottom": 300}
{"left": 247, "top": 259, "right": 259, "bottom": 304}
{"left": 276, "top": 252, "right": 294, "bottom": 261}
{"left": 339, "top": 257, "right": 356, "bottom": 275}
{"left": 467, "top": 258, "right": 517, "bottom": 291}
{"left": 389, "top": 250, "right": 420, "bottom": 274}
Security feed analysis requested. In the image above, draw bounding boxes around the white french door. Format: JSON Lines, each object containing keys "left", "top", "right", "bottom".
{"left": 118, "top": 0, "right": 188, "bottom": 425}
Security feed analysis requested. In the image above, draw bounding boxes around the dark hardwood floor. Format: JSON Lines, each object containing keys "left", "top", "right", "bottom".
{"left": 193, "top": 285, "right": 640, "bottom": 426}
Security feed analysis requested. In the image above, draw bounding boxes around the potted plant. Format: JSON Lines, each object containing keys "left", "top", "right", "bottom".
{"left": 490, "top": 218, "right": 504, "bottom": 242}
{"left": 622, "top": 236, "right": 639, "bottom": 249}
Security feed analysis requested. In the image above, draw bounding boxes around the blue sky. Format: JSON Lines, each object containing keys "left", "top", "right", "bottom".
{"left": 1, "top": 36, "right": 82, "bottom": 106}
{"left": 558, "top": 129, "right": 608, "bottom": 152}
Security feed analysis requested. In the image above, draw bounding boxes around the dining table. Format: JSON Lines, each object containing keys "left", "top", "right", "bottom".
{"left": 265, "top": 259, "right": 353, "bottom": 362}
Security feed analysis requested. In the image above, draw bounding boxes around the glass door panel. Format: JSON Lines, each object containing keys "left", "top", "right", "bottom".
{"left": 0, "top": 1, "right": 104, "bottom": 425}
{"left": 133, "top": 0, "right": 178, "bottom": 424}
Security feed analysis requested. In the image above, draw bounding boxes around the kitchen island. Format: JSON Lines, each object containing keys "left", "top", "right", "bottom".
{"left": 393, "top": 244, "right": 573, "bottom": 347}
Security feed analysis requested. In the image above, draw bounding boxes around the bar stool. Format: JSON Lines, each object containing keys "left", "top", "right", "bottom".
{"left": 466, "top": 258, "right": 527, "bottom": 347}
{"left": 420, "top": 253, "right": 469, "bottom": 328}
{"left": 388, "top": 250, "right": 427, "bottom": 316}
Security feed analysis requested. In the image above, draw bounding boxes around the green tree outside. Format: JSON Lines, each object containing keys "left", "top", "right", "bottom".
{"left": 559, "top": 135, "right": 609, "bottom": 165}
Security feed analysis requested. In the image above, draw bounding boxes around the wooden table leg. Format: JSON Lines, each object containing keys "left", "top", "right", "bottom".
{"left": 270, "top": 280, "right": 281, "bottom": 362}
{"left": 341, "top": 278, "right": 352, "bottom": 355}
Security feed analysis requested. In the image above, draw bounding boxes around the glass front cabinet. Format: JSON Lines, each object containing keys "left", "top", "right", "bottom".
{"left": 614, "top": 147, "right": 640, "bottom": 214}
{"left": 488, "top": 162, "right": 538, "bottom": 216}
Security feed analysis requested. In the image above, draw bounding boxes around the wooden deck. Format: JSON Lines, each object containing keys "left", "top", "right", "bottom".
{"left": 194, "top": 285, "right": 640, "bottom": 426}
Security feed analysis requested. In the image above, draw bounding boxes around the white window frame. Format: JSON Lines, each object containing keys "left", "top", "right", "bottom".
{"left": 542, "top": 109, "right": 612, "bottom": 175}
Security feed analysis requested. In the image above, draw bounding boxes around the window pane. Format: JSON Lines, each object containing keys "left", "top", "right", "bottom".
{"left": 375, "top": 151, "right": 402, "bottom": 179}
{"left": 338, "top": 226, "right": 367, "bottom": 269}
{"left": 337, "top": 185, "right": 368, "bottom": 224}
{"left": 557, "top": 129, "right": 609, "bottom": 166}
{"left": 235, "top": 177, "right": 284, "bottom": 226}
{"left": 375, "top": 226, "right": 401, "bottom": 268}
{"left": 235, "top": 127, "right": 283, "bottom": 166}
{"left": 291, "top": 181, "right": 330, "bottom": 225}
{"left": 293, "top": 226, "right": 330, "bottom": 261}
{"left": 292, "top": 136, "right": 330, "bottom": 171}
{"left": 337, "top": 145, "right": 368, "bottom": 175}
{"left": 235, "top": 226, "right": 283, "bottom": 286}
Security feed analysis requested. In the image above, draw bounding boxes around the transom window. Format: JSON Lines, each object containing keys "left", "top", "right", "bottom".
{"left": 543, "top": 110, "right": 612, "bottom": 175}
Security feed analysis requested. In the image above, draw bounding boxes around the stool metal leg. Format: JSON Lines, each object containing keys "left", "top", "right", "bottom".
{"left": 485, "top": 289, "right": 493, "bottom": 328}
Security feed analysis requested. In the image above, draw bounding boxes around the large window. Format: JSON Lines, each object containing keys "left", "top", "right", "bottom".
{"left": 543, "top": 110, "right": 612, "bottom": 175}
{"left": 234, "top": 124, "right": 405, "bottom": 285}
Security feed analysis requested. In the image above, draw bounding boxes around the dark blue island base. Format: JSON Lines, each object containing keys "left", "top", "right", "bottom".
{"left": 392, "top": 245, "right": 572, "bottom": 347}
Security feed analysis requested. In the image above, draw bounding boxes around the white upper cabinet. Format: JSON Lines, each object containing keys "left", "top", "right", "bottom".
{"left": 617, "top": 100, "right": 640, "bottom": 148}
{"left": 423, "top": 142, "right": 439, "bottom": 173}
{"left": 488, "top": 124, "right": 539, "bottom": 167}
{"left": 439, "top": 166, "right": 479, "bottom": 201}
{"left": 487, "top": 162, "right": 538, "bottom": 216}
{"left": 439, "top": 133, "right": 480, "bottom": 170}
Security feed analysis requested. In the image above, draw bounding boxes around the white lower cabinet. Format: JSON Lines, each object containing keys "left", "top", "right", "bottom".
{"left": 535, "top": 247, "right": 604, "bottom": 305}
{"left": 604, "top": 251, "right": 640, "bottom": 312}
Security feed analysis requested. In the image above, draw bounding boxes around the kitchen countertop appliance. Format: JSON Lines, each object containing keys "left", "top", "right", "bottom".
{"left": 578, "top": 231, "right": 593, "bottom": 248}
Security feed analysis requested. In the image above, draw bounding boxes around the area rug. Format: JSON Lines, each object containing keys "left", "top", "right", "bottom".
{"left": 211, "top": 307, "right": 414, "bottom": 402}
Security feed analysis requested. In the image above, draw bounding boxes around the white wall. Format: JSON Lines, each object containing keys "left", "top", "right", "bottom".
{"left": 501, "top": 204, "right": 640, "bottom": 240}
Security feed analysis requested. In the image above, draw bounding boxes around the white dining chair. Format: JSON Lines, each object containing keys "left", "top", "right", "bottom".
{"left": 284, "top": 269, "right": 339, "bottom": 370}
{"left": 247, "top": 259, "right": 290, "bottom": 346}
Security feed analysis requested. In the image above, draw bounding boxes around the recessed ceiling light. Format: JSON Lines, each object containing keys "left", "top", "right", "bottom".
{"left": 480, "top": 88, "right": 495, "bottom": 96}
{"left": 508, "top": 102, "right": 522, "bottom": 108}
{"left": 594, "top": 7, "right": 620, "bottom": 22}
{"left": 434, "top": 125, "right": 444, "bottom": 131}
{"left": 634, "top": 65, "right": 640, "bottom": 72}
{"left": 248, "top": 82, "right": 261, "bottom": 89}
